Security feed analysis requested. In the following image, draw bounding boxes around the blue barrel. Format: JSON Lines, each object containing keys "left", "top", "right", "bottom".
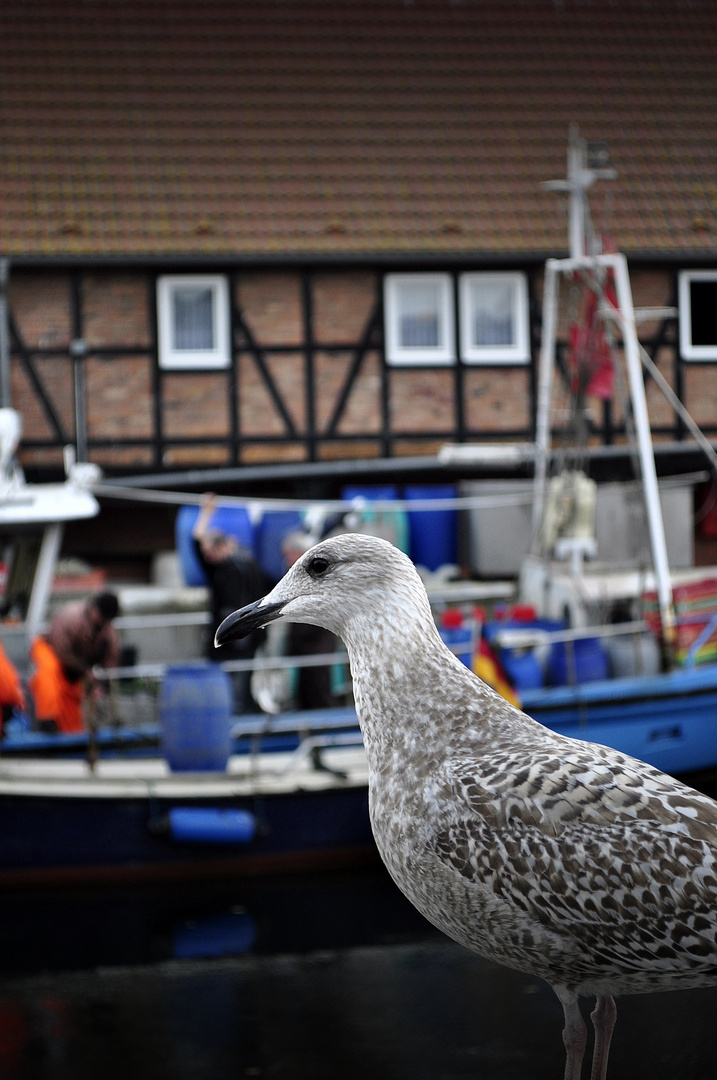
{"left": 254, "top": 509, "right": 304, "bottom": 581}
{"left": 545, "top": 637, "right": 610, "bottom": 687}
{"left": 160, "top": 663, "right": 233, "bottom": 771}
{"left": 484, "top": 617, "right": 565, "bottom": 691}
{"left": 501, "top": 650, "right": 544, "bottom": 691}
{"left": 440, "top": 611, "right": 473, "bottom": 668}
{"left": 175, "top": 504, "right": 255, "bottom": 587}
{"left": 405, "top": 484, "right": 457, "bottom": 570}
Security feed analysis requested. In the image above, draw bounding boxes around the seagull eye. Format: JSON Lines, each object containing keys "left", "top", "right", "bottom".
{"left": 307, "top": 555, "right": 331, "bottom": 578}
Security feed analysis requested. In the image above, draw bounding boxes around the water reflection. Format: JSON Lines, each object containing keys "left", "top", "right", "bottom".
{"left": 0, "top": 864, "right": 436, "bottom": 978}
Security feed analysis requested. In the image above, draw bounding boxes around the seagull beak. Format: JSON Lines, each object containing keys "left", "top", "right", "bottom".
{"left": 214, "top": 598, "right": 287, "bottom": 647}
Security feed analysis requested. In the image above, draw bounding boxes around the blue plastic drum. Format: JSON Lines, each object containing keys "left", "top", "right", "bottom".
{"left": 160, "top": 663, "right": 233, "bottom": 771}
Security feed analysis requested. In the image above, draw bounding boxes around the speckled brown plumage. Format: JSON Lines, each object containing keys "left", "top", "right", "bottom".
{"left": 215, "top": 533, "right": 717, "bottom": 1080}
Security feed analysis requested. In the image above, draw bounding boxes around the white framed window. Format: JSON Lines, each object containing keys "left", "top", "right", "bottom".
{"left": 679, "top": 270, "right": 717, "bottom": 361}
{"left": 157, "top": 275, "right": 231, "bottom": 369}
{"left": 459, "top": 272, "right": 529, "bottom": 363}
{"left": 384, "top": 273, "right": 455, "bottom": 365}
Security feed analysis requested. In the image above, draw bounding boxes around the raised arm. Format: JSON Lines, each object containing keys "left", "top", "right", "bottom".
{"left": 192, "top": 493, "right": 217, "bottom": 542}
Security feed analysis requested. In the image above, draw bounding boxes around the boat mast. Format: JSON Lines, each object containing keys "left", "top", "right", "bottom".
{"left": 534, "top": 128, "right": 676, "bottom": 642}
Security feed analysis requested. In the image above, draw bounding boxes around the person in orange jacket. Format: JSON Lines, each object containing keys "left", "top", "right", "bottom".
{"left": 29, "top": 592, "right": 120, "bottom": 734}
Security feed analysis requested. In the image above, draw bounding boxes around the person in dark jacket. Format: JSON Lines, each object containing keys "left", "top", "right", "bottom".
{"left": 192, "top": 494, "right": 268, "bottom": 713}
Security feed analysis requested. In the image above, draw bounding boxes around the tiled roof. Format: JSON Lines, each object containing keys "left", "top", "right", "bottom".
{"left": 1, "top": 0, "right": 716, "bottom": 260}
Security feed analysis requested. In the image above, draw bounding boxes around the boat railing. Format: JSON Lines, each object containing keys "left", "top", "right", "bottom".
{"left": 492, "top": 619, "right": 650, "bottom": 651}
{"left": 92, "top": 647, "right": 353, "bottom": 733}
{"left": 99, "top": 589, "right": 501, "bottom": 715}
{"left": 230, "top": 706, "right": 359, "bottom": 743}
{"left": 113, "top": 611, "right": 210, "bottom": 632}
{"left": 101, "top": 648, "right": 350, "bottom": 684}
{"left": 494, "top": 611, "right": 717, "bottom": 678}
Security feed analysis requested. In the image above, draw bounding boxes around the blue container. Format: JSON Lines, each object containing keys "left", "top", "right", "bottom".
{"left": 545, "top": 637, "right": 610, "bottom": 687}
{"left": 405, "top": 484, "right": 457, "bottom": 570}
{"left": 501, "top": 650, "right": 544, "bottom": 691}
{"left": 343, "top": 485, "right": 398, "bottom": 501}
{"left": 160, "top": 663, "right": 233, "bottom": 772}
{"left": 175, "top": 504, "right": 255, "bottom": 587}
{"left": 254, "top": 510, "right": 304, "bottom": 582}
{"left": 484, "top": 617, "right": 566, "bottom": 692}
{"left": 440, "top": 612, "right": 473, "bottom": 668}
{"left": 441, "top": 626, "right": 473, "bottom": 668}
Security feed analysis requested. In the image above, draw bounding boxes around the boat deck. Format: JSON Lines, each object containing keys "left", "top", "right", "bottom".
{"left": 0, "top": 742, "right": 369, "bottom": 799}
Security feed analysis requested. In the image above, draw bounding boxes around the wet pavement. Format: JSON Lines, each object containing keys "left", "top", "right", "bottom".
{"left": 2, "top": 939, "right": 717, "bottom": 1080}
{"left": 0, "top": 866, "right": 431, "bottom": 977}
{"left": 1, "top": 864, "right": 717, "bottom": 1079}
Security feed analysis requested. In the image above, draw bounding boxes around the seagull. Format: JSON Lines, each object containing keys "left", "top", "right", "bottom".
{"left": 215, "top": 533, "right": 717, "bottom": 1080}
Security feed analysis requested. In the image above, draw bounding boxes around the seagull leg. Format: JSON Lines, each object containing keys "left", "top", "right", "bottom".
{"left": 589, "top": 994, "right": 617, "bottom": 1080}
{"left": 558, "top": 993, "right": 587, "bottom": 1080}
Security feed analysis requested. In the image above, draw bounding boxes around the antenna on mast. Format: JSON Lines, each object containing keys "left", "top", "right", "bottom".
{"left": 542, "top": 125, "right": 617, "bottom": 259}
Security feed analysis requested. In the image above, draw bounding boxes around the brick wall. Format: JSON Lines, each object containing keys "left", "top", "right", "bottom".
{"left": 6, "top": 263, "right": 690, "bottom": 476}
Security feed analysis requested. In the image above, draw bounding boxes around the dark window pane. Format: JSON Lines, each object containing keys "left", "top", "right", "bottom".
{"left": 690, "top": 281, "right": 717, "bottom": 346}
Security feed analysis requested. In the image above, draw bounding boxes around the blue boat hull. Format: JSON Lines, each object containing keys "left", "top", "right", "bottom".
{"left": 3, "top": 668, "right": 717, "bottom": 887}
{"left": 522, "top": 664, "right": 717, "bottom": 776}
{"left": 1, "top": 794, "right": 369, "bottom": 876}
{"left": 11, "top": 668, "right": 715, "bottom": 779}
{"left": 0, "top": 776, "right": 375, "bottom": 888}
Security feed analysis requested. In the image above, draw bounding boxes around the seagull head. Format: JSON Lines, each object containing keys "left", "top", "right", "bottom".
{"left": 214, "top": 531, "right": 434, "bottom": 650}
